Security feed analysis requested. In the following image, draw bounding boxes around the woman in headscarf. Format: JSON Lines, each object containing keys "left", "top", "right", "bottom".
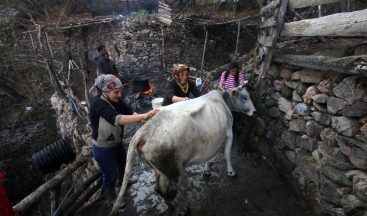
{"left": 89, "top": 74, "right": 158, "bottom": 207}
{"left": 162, "top": 64, "right": 200, "bottom": 106}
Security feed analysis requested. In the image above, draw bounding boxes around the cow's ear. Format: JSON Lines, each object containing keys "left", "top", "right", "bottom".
{"left": 240, "top": 80, "right": 248, "bottom": 88}
{"left": 231, "top": 89, "right": 239, "bottom": 97}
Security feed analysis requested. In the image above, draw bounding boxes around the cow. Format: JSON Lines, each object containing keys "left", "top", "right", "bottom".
{"left": 111, "top": 84, "right": 256, "bottom": 215}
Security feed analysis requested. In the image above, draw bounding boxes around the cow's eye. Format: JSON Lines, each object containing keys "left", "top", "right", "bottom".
{"left": 242, "top": 96, "right": 247, "bottom": 101}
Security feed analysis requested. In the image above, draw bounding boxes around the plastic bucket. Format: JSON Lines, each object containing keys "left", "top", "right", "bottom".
{"left": 151, "top": 97, "right": 164, "bottom": 109}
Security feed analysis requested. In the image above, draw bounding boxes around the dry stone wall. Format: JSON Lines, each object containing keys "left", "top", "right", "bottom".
{"left": 250, "top": 47, "right": 367, "bottom": 215}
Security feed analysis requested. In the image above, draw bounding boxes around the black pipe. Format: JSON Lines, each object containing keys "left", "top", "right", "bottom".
{"left": 32, "top": 138, "right": 76, "bottom": 174}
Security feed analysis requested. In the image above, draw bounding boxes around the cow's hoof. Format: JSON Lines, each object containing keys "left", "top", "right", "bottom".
{"left": 227, "top": 171, "right": 237, "bottom": 178}
{"left": 202, "top": 170, "right": 211, "bottom": 179}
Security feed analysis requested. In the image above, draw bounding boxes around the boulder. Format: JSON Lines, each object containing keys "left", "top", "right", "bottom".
{"left": 333, "top": 77, "right": 365, "bottom": 104}
{"left": 327, "top": 97, "right": 348, "bottom": 115}
{"left": 331, "top": 116, "right": 360, "bottom": 137}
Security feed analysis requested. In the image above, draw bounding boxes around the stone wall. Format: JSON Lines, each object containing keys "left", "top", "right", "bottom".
{"left": 248, "top": 46, "right": 367, "bottom": 215}
{"left": 62, "top": 17, "right": 256, "bottom": 84}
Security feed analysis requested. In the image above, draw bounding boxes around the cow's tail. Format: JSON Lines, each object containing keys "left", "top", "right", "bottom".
{"left": 110, "top": 131, "right": 143, "bottom": 215}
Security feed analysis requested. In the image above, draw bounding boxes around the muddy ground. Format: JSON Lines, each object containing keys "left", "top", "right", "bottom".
{"left": 77, "top": 126, "right": 316, "bottom": 216}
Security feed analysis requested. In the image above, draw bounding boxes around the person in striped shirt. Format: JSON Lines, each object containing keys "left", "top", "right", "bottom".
{"left": 218, "top": 62, "right": 246, "bottom": 92}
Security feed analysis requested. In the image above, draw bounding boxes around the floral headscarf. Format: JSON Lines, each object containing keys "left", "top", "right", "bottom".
{"left": 89, "top": 74, "right": 123, "bottom": 97}
{"left": 172, "top": 64, "right": 190, "bottom": 83}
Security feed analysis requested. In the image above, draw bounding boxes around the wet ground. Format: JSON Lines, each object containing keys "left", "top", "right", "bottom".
{"left": 78, "top": 136, "right": 316, "bottom": 216}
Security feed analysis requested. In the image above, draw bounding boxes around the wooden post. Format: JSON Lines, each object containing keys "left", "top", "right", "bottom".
{"left": 64, "top": 180, "right": 102, "bottom": 215}
{"left": 53, "top": 172, "right": 101, "bottom": 216}
{"left": 200, "top": 26, "right": 208, "bottom": 78}
{"left": 13, "top": 155, "right": 91, "bottom": 212}
{"left": 161, "top": 26, "right": 166, "bottom": 69}
{"left": 234, "top": 21, "right": 241, "bottom": 61}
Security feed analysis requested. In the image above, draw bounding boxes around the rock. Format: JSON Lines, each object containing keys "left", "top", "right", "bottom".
{"left": 327, "top": 97, "right": 348, "bottom": 115}
{"left": 362, "top": 124, "right": 367, "bottom": 138}
{"left": 340, "top": 194, "right": 367, "bottom": 213}
{"left": 320, "top": 174, "right": 343, "bottom": 205}
{"left": 271, "top": 92, "right": 281, "bottom": 101}
{"left": 285, "top": 150, "right": 296, "bottom": 163}
{"left": 281, "top": 131, "right": 297, "bottom": 149}
{"left": 268, "top": 107, "right": 281, "bottom": 118}
{"left": 274, "top": 80, "right": 284, "bottom": 91}
{"left": 341, "top": 102, "right": 367, "bottom": 118}
{"left": 318, "top": 142, "right": 355, "bottom": 170}
{"left": 297, "top": 135, "right": 317, "bottom": 152}
{"left": 295, "top": 150, "right": 320, "bottom": 185}
{"left": 336, "top": 136, "right": 367, "bottom": 169}
{"left": 306, "top": 121, "right": 324, "bottom": 138}
{"left": 336, "top": 135, "right": 367, "bottom": 154}
{"left": 321, "top": 163, "right": 352, "bottom": 187}
{"left": 285, "top": 81, "right": 298, "bottom": 89}
{"left": 313, "top": 102, "right": 328, "bottom": 113}
{"left": 280, "top": 69, "right": 292, "bottom": 79}
{"left": 291, "top": 71, "right": 302, "bottom": 80}
{"left": 299, "top": 69, "right": 325, "bottom": 83}
{"left": 296, "top": 82, "right": 307, "bottom": 96}
{"left": 265, "top": 96, "right": 277, "bottom": 107}
{"left": 289, "top": 118, "right": 306, "bottom": 132}
{"left": 293, "top": 103, "right": 310, "bottom": 117}
{"left": 328, "top": 208, "right": 346, "bottom": 216}
{"left": 280, "top": 85, "right": 293, "bottom": 100}
{"left": 312, "top": 94, "right": 329, "bottom": 104}
{"left": 312, "top": 149, "right": 321, "bottom": 162}
{"left": 303, "top": 85, "right": 318, "bottom": 104}
{"left": 333, "top": 77, "right": 365, "bottom": 104}
{"left": 317, "top": 79, "right": 334, "bottom": 93}
{"left": 345, "top": 170, "right": 367, "bottom": 202}
{"left": 331, "top": 116, "right": 360, "bottom": 137}
{"left": 312, "top": 112, "right": 332, "bottom": 126}
{"left": 292, "top": 90, "right": 303, "bottom": 102}
{"left": 320, "top": 128, "right": 338, "bottom": 146}
{"left": 278, "top": 97, "right": 292, "bottom": 113}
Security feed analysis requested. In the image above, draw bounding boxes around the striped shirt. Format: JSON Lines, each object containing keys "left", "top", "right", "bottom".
{"left": 219, "top": 71, "right": 245, "bottom": 91}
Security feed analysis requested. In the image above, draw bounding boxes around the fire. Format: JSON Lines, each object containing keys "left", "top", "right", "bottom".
{"left": 144, "top": 83, "right": 155, "bottom": 95}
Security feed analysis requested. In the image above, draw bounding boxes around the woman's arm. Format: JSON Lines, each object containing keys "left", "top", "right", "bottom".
{"left": 117, "top": 109, "right": 159, "bottom": 125}
{"left": 172, "top": 96, "right": 188, "bottom": 103}
{"left": 218, "top": 72, "right": 226, "bottom": 91}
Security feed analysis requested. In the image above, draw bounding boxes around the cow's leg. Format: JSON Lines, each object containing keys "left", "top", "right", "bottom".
{"left": 173, "top": 167, "right": 190, "bottom": 216}
{"left": 224, "top": 128, "right": 236, "bottom": 177}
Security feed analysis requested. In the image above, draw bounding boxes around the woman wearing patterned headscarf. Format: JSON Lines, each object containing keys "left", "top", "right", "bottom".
{"left": 162, "top": 64, "right": 200, "bottom": 106}
{"left": 89, "top": 74, "right": 158, "bottom": 208}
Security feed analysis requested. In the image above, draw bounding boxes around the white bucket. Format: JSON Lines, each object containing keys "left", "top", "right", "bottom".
{"left": 151, "top": 97, "right": 164, "bottom": 109}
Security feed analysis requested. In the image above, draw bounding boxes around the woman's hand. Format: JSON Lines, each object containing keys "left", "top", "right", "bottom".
{"left": 141, "top": 109, "right": 159, "bottom": 123}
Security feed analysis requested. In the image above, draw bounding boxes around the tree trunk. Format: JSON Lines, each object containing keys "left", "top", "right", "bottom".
{"left": 288, "top": 0, "right": 340, "bottom": 9}
{"left": 273, "top": 54, "right": 367, "bottom": 77}
{"left": 280, "top": 9, "right": 367, "bottom": 37}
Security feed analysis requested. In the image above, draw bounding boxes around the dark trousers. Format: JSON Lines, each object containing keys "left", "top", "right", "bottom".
{"left": 92, "top": 143, "right": 126, "bottom": 190}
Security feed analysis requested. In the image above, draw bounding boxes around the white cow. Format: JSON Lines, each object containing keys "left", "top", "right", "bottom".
{"left": 111, "top": 85, "right": 256, "bottom": 215}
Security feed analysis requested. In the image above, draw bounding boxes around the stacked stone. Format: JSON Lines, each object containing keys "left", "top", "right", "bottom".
{"left": 256, "top": 61, "right": 367, "bottom": 215}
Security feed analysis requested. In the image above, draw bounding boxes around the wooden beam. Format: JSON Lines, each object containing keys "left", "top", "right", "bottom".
{"left": 288, "top": 0, "right": 340, "bottom": 9}
{"left": 280, "top": 9, "right": 367, "bottom": 37}
{"left": 272, "top": 54, "right": 367, "bottom": 77}
{"left": 13, "top": 155, "right": 91, "bottom": 212}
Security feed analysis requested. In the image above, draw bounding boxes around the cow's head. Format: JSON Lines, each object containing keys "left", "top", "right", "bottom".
{"left": 154, "top": 171, "right": 178, "bottom": 201}
{"left": 228, "top": 83, "right": 256, "bottom": 116}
